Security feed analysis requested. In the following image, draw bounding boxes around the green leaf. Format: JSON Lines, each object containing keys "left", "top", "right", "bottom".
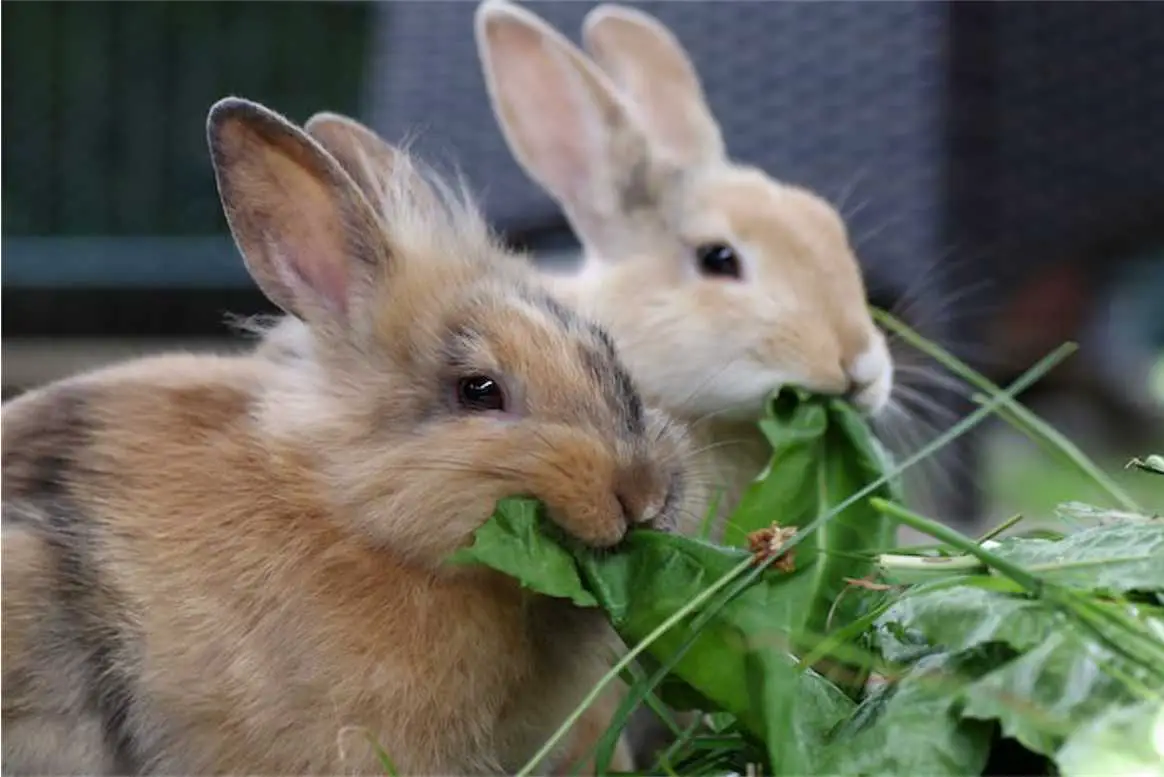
{"left": 959, "top": 626, "right": 1151, "bottom": 757}
{"left": 444, "top": 497, "right": 597, "bottom": 607}
{"left": 572, "top": 528, "right": 857, "bottom": 760}
{"left": 988, "top": 522, "right": 1164, "bottom": 594}
{"left": 727, "top": 388, "right": 898, "bottom": 642}
{"left": 1055, "top": 698, "right": 1164, "bottom": 777}
{"left": 815, "top": 650, "right": 996, "bottom": 776}
{"left": 878, "top": 577, "right": 1058, "bottom": 656}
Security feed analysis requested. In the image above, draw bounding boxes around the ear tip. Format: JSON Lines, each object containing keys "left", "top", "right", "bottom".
{"left": 583, "top": 4, "right": 646, "bottom": 31}
{"left": 304, "top": 112, "right": 354, "bottom": 133}
{"left": 207, "top": 96, "right": 295, "bottom": 149}
{"left": 475, "top": 0, "right": 550, "bottom": 41}
{"left": 583, "top": 3, "right": 675, "bottom": 47}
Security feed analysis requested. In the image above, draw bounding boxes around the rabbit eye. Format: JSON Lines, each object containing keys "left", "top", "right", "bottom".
{"left": 457, "top": 375, "right": 506, "bottom": 412}
{"left": 696, "top": 242, "right": 742, "bottom": 279}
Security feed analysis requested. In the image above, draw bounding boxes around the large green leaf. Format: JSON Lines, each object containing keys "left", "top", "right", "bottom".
{"left": 571, "top": 527, "right": 857, "bottom": 772}
{"left": 959, "top": 628, "right": 1153, "bottom": 757}
{"left": 877, "top": 577, "right": 1059, "bottom": 656}
{"left": 815, "top": 649, "right": 996, "bottom": 777}
{"left": 987, "top": 522, "right": 1164, "bottom": 594}
{"left": 727, "top": 389, "right": 899, "bottom": 636}
{"left": 1055, "top": 698, "right": 1164, "bottom": 777}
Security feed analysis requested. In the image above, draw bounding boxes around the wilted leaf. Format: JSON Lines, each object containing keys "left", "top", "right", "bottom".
{"left": 959, "top": 628, "right": 1151, "bottom": 757}
{"left": 815, "top": 650, "right": 995, "bottom": 776}
{"left": 1055, "top": 698, "right": 1164, "bottom": 777}
{"left": 877, "top": 577, "right": 1059, "bottom": 656}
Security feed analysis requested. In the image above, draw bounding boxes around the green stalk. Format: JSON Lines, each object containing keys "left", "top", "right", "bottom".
{"left": 516, "top": 342, "right": 1077, "bottom": 777}
{"left": 871, "top": 499, "right": 1044, "bottom": 592}
{"left": 872, "top": 308, "right": 1141, "bottom": 512}
{"left": 976, "top": 513, "right": 1024, "bottom": 543}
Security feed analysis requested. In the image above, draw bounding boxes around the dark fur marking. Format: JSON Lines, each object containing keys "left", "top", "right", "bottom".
{"left": 9, "top": 389, "right": 145, "bottom": 775}
{"left": 577, "top": 338, "right": 645, "bottom": 438}
{"left": 618, "top": 155, "right": 655, "bottom": 214}
{"left": 530, "top": 290, "right": 647, "bottom": 437}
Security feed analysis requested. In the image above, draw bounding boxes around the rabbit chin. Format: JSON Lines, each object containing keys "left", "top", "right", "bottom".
{"left": 656, "top": 365, "right": 797, "bottom": 424}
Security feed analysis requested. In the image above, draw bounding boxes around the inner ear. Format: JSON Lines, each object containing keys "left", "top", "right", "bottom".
{"left": 582, "top": 5, "right": 725, "bottom": 167}
{"left": 207, "top": 97, "right": 387, "bottom": 326}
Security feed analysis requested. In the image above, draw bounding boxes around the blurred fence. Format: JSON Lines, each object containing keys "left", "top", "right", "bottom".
{"left": 3, "top": 1, "right": 370, "bottom": 287}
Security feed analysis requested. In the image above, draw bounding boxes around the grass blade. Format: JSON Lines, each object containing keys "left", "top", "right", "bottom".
{"left": 872, "top": 308, "right": 1140, "bottom": 513}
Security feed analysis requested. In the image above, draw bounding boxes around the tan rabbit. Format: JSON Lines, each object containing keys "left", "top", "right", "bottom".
{"left": 0, "top": 96, "right": 700, "bottom": 775}
{"left": 291, "top": 1, "right": 895, "bottom": 542}
{"left": 472, "top": 0, "right": 896, "bottom": 537}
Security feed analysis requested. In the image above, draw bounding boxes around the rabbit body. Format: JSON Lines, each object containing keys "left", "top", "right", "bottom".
{"left": 3, "top": 356, "right": 614, "bottom": 775}
{"left": 1, "top": 97, "right": 694, "bottom": 775}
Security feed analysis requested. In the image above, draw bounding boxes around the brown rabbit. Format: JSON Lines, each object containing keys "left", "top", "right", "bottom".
{"left": 0, "top": 96, "right": 698, "bottom": 775}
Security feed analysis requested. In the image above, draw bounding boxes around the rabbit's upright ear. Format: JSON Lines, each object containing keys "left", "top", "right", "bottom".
{"left": 475, "top": 0, "right": 650, "bottom": 247}
{"left": 582, "top": 5, "right": 725, "bottom": 167}
{"left": 207, "top": 97, "right": 388, "bottom": 331}
{"left": 305, "top": 113, "right": 400, "bottom": 213}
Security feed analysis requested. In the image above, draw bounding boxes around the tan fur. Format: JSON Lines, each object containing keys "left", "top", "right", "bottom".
{"left": 0, "top": 97, "right": 700, "bottom": 775}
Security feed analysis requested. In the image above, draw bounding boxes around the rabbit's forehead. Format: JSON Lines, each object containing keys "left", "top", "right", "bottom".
{"left": 461, "top": 288, "right": 646, "bottom": 435}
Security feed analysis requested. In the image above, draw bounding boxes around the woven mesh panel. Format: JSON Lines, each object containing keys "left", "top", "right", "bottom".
{"left": 988, "top": 4, "right": 1164, "bottom": 255}
{"left": 362, "top": 1, "right": 949, "bottom": 294}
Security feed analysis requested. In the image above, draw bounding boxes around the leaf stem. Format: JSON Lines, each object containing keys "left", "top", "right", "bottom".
{"left": 870, "top": 499, "right": 1044, "bottom": 592}
{"left": 976, "top": 513, "right": 1024, "bottom": 543}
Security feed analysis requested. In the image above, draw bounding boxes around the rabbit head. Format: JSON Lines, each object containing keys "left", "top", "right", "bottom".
{"left": 474, "top": 0, "right": 894, "bottom": 424}
{"left": 209, "top": 98, "right": 695, "bottom": 567}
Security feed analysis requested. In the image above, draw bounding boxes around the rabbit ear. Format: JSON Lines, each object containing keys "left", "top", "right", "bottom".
{"left": 582, "top": 4, "right": 725, "bottom": 167}
{"left": 304, "top": 112, "right": 401, "bottom": 212}
{"left": 475, "top": 0, "right": 651, "bottom": 249}
{"left": 207, "top": 97, "right": 389, "bottom": 331}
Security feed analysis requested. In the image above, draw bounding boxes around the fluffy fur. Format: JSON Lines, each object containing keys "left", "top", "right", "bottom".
{"left": 472, "top": 0, "right": 896, "bottom": 531}
{"left": 289, "top": 1, "right": 896, "bottom": 539}
{"left": 0, "top": 96, "right": 700, "bottom": 775}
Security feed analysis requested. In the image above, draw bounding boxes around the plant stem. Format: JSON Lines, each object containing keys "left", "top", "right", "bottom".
{"left": 976, "top": 513, "right": 1024, "bottom": 543}
{"left": 872, "top": 308, "right": 1140, "bottom": 513}
{"left": 870, "top": 499, "right": 1045, "bottom": 593}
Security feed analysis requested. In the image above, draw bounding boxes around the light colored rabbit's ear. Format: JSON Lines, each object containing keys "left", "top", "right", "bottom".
{"left": 582, "top": 4, "right": 725, "bottom": 167}
{"left": 207, "top": 97, "right": 389, "bottom": 332}
{"left": 475, "top": 0, "right": 650, "bottom": 247}
{"left": 305, "top": 112, "right": 400, "bottom": 213}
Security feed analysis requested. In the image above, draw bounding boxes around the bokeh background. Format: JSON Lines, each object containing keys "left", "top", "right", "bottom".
{"left": 4, "top": 1, "right": 1163, "bottom": 529}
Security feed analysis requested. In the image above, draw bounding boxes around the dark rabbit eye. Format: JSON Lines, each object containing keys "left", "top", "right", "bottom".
{"left": 696, "top": 242, "right": 742, "bottom": 279}
{"left": 457, "top": 375, "right": 505, "bottom": 412}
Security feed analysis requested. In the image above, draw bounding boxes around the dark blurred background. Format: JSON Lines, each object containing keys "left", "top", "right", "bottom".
{"left": 4, "top": 1, "right": 1163, "bottom": 527}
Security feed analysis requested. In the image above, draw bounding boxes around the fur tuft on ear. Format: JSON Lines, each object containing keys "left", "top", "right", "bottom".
{"left": 475, "top": 0, "right": 652, "bottom": 248}
{"left": 582, "top": 4, "right": 725, "bottom": 167}
{"left": 207, "top": 97, "right": 388, "bottom": 327}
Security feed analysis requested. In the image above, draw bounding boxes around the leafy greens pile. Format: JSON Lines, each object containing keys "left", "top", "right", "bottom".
{"left": 448, "top": 351, "right": 1164, "bottom": 776}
